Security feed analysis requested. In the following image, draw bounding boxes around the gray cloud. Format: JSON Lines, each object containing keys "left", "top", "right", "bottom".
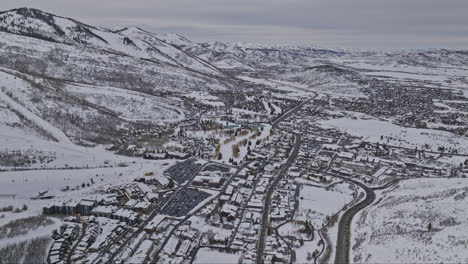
{"left": 2, "top": 0, "right": 468, "bottom": 50}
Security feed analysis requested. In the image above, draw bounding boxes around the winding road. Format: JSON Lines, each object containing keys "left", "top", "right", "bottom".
{"left": 330, "top": 174, "right": 376, "bottom": 264}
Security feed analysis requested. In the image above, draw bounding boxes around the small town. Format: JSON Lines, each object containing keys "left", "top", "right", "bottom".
{"left": 34, "top": 91, "right": 468, "bottom": 264}
{"left": 1, "top": 3, "right": 468, "bottom": 264}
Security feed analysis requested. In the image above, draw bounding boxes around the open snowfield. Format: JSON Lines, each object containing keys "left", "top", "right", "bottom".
{"left": 295, "top": 240, "right": 321, "bottom": 263}
{"left": 0, "top": 90, "right": 71, "bottom": 144}
{"left": 296, "top": 183, "right": 354, "bottom": 228}
{"left": 193, "top": 248, "right": 242, "bottom": 264}
{"left": 279, "top": 183, "right": 354, "bottom": 238}
{"left": 279, "top": 183, "right": 355, "bottom": 263}
{"left": 0, "top": 159, "right": 175, "bottom": 198}
{"left": 0, "top": 124, "right": 138, "bottom": 169}
{"left": 319, "top": 117, "right": 468, "bottom": 153}
{"left": 352, "top": 178, "right": 468, "bottom": 263}
{"left": 334, "top": 56, "right": 468, "bottom": 79}
{"left": 184, "top": 91, "right": 225, "bottom": 107}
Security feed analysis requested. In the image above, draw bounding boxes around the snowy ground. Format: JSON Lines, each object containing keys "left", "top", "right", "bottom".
{"left": 295, "top": 240, "right": 321, "bottom": 263}
{"left": 63, "top": 83, "right": 184, "bottom": 123}
{"left": 186, "top": 123, "right": 272, "bottom": 164}
{"left": 296, "top": 183, "right": 354, "bottom": 229}
{"left": 189, "top": 215, "right": 232, "bottom": 240}
{"left": 193, "top": 248, "right": 242, "bottom": 264}
{"left": 0, "top": 88, "right": 71, "bottom": 144}
{"left": 0, "top": 215, "right": 61, "bottom": 248}
{"left": 280, "top": 183, "right": 355, "bottom": 263}
{"left": 0, "top": 159, "right": 174, "bottom": 233}
{"left": 0, "top": 124, "right": 140, "bottom": 169}
{"left": 352, "top": 178, "right": 468, "bottom": 263}
{"left": 363, "top": 70, "right": 450, "bottom": 82}
{"left": 217, "top": 124, "right": 272, "bottom": 163}
{"left": 237, "top": 76, "right": 315, "bottom": 98}
{"left": 184, "top": 91, "right": 225, "bottom": 107}
{"left": 319, "top": 117, "right": 468, "bottom": 153}
{"left": 0, "top": 160, "right": 171, "bottom": 198}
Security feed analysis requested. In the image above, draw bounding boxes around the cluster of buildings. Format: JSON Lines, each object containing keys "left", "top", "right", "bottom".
{"left": 43, "top": 180, "right": 164, "bottom": 225}
{"left": 335, "top": 83, "right": 468, "bottom": 135}
{"left": 48, "top": 223, "right": 80, "bottom": 264}
{"left": 41, "top": 89, "right": 468, "bottom": 264}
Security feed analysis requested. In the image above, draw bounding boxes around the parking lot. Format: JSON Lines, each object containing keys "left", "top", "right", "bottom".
{"left": 164, "top": 159, "right": 202, "bottom": 184}
{"left": 202, "top": 164, "right": 231, "bottom": 173}
{"left": 160, "top": 188, "right": 210, "bottom": 217}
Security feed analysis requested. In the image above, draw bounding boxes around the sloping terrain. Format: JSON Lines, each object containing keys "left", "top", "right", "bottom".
{"left": 0, "top": 6, "right": 467, "bottom": 159}
{"left": 0, "top": 8, "right": 241, "bottom": 147}
{"left": 352, "top": 179, "right": 468, "bottom": 263}
{"left": 0, "top": 8, "right": 223, "bottom": 76}
{"left": 0, "top": 68, "right": 129, "bottom": 144}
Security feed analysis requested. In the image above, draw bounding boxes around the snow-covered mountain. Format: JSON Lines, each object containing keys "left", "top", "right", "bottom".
{"left": 0, "top": 7, "right": 467, "bottom": 146}
{"left": 0, "top": 8, "right": 223, "bottom": 76}
{"left": 0, "top": 8, "right": 237, "bottom": 145}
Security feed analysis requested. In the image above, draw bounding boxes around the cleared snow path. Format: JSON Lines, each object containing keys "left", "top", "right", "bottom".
{"left": 0, "top": 89, "right": 72, "bottom": 144}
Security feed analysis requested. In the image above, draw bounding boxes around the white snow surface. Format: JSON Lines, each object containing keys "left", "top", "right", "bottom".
{"left": 193, "top": 248, "right": 242, "bottom": 264}
{"left": 319, "top": 117, "right": 468, "bottom": 153}
{"left": 352, "top": 178, "right": 468, "bottom": 263}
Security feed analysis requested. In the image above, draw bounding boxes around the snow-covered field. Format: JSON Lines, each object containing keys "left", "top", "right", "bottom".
{"left": 319, "top": 117, "right": 468, "bottom": 153}
{"left": 352, "top": 178, "right": 468, "bottom": 263}
{"left": 184, "top": 91, "right": 225, "bottom": 107}
{"left": 297, "top": 184, "right": 354, "bottom": 228}
{"left": 280, "top": 183, "right": 355, "bottom": 263}
{"left": 0, "top": 124, "right": 137, "bottom": 169}
{"left": 279, "top": 183, "right": 354, "bottom": 236}
{"left": 0, "top": 159, "right": 174, "bottom": 197}
{"left": 193, "top": 248, "right": 242, "bottom": 264}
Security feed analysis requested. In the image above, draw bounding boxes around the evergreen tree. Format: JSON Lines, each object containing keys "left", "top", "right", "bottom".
{"left": 168, "top": 178, "right": 175, "bottom": 189}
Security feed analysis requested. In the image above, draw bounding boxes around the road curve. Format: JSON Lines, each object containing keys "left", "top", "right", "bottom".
{"left": 332, "top": 176, "right": 376, "bottom": 264}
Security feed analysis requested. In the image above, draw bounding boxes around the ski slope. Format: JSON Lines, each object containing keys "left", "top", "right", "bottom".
{"left": 0, "top": 89, "right": 71, "bottom": 144}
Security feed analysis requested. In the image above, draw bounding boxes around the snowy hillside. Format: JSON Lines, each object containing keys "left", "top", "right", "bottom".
{"left": 0, "top": 8, "right": 223, "bottom": 76}
{"left": 0, "top": 6, "right": 467, "bottom": 150}
{"left": 352, "top": 179, "right": 468, "bottom": 263}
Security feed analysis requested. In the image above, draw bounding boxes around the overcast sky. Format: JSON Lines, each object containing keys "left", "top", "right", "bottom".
{"left": 2, "top": 0, "right": 468, "bottom": 50}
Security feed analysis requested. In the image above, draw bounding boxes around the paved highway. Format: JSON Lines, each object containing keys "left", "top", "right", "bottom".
{"left": 256, "top": 134, "right": 302, "bottom": 264}
{"left": 255, "top": 95, "right": 315, "bottom": 263}
{"left": 329, "top": 174, "right": 376, "bottom": 264}
{"left": 271, "top": 96, "right": 315, "bottom": 127}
